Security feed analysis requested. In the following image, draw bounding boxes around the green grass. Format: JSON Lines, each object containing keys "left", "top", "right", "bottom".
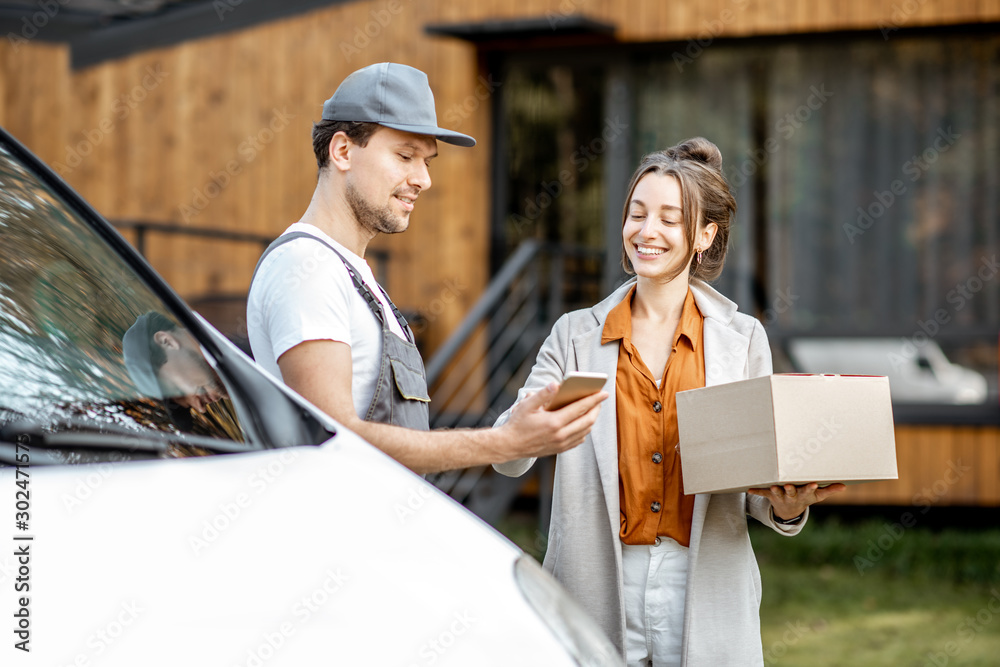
{"left": 497, "top": 513, "right": 1000, "bottom": 666}
{"left": 756, "top": 561, "right": 1000, "bottom": 667}
{"left": 753, "top": 518, "right": 1000, "bottom": 666}
{"left": 750, "top": 517, "right": 1000, "bottom": 585}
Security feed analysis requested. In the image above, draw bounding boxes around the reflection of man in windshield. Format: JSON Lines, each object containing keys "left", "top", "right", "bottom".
{"left": 123, "top": 312, "right": 226, "bottom": 414}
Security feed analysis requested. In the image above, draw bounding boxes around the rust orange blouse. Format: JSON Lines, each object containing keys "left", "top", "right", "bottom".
{"left": 601, "top": 285, "right": 705, "bottom": 546}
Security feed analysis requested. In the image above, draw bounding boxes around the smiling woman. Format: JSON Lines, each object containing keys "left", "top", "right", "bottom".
{"left": 495, "top": 137, "right": 845, "bottom": 666}
{"left": 619, "top": 139, "right": 733, "bottom": 288}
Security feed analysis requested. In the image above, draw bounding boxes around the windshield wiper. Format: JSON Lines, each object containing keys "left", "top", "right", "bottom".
{"left": 0, "top": 417, "right": 255, "bottom": 466}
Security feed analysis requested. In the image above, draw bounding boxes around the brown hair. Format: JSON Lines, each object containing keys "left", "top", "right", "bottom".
{"left": 620, "top": 137, "right": 735, "bottom": 282}
{"left": 312, "top": 119, "right": 382, "bottom": 173}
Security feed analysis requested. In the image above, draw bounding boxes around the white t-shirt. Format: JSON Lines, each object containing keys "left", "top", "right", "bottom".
{"left": 246, "top": 222, "right": 408, "bottom": 418}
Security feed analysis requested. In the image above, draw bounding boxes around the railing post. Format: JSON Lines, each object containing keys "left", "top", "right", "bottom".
{"left": 135, "top": 224, "right": 146, "bottom": 257}
{"left": 425, "top": 240, "right": 542, "bottom": 386}
{"left": 547, "top": 245, "right": 564, "bottom": 327}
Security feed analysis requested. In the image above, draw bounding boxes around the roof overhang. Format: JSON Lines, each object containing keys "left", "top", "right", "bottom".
{"left": 0, "top": 0, "right": 353, "bottom": 69}
{"left": 425, "top": 14, "right": 617, "bottom": 49}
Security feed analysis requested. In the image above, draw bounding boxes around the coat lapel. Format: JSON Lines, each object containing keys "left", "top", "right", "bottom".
{"left": 702, "top": 318, "right": 751, "bottom": 387}
{"left": 571, "top": 324, "right": 621, "bottom": 538}
{"left": 569, "top": 279, "right": 634, "bottom": 541}
{"left": 691, "top": 280, "right": 750, "bottom": 388}
{"left": 682, "top": 282, "right": 755, "bottom": 664}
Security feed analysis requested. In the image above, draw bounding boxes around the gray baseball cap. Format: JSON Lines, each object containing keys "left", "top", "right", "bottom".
{"left": 321, "top": 62, "right": 476, "bottom": 148}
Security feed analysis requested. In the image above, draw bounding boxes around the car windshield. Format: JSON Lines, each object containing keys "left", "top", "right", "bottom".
{"left": 0, "top": 140, "right": 249, "bottom": 462}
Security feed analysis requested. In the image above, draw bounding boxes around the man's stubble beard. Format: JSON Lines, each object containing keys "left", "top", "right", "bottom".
{"left": 346, "top": 181, "right": 407, "bottom": 236}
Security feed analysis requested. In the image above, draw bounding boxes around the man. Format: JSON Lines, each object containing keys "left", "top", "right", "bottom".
{"left": 247, "top": 63, "right": 606, "bottom": 474}
{"left": 123, "top": 311, "right": 227, "bottom": 414}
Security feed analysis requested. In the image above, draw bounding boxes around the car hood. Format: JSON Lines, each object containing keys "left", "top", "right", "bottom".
{"left": 2, "top": 430, "right": 574, "bottom": 666}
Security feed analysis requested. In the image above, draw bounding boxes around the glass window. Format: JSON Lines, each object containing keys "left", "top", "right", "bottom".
{"left": 633, "top": 48, "right": 758, "bottom": 310}
{"left": 0, "top": 142, "right": 249, "bottom": 461}
{"left": 501, "top": 62, "right": 608, "bottom": 257}
{"left": 498, "top": 31, "right": 999, "bottom": 408}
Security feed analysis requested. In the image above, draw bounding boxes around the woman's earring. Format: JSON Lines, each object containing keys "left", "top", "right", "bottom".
{"left": 696, "top": 249, "right": 704, "bottom": 264}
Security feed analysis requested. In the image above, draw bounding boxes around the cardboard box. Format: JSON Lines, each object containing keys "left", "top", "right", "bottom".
{"left": 676, "top": 374, "right": 898, "bottom": 494}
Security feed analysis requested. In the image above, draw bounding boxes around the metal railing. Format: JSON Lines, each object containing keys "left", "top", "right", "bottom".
{"left": 112, "top": 220, "right": 392, "bottom": 352}
{"left": 425, "top": 241, "right": 604, "bottom": 525}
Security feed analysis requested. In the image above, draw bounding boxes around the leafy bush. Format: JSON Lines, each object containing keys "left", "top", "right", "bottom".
{"left": 751, "top": 515, "right": 1000, "bottom": 584}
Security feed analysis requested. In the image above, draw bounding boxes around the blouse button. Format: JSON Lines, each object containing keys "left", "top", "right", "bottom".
{"left": 651, "top": 501, "right": 661, "bottom": 513}
{"left": 653, "top": 401, "right": 662, "bottom": 413}
{"left": 652, "top": 452, "right": 663, "bottom": 464}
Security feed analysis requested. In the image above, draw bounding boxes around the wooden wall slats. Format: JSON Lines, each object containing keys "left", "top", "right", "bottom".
{"left": 830, "top": 425, "right": 1000, "bottom": 507}
{"left": 976, "top": 426, "right": 1000, "bottom": 504}
{"left": 1, "top": 41, "right": 68, "bottom": 165}
{"left": 3, "top": 1, "right": 997, "bottom": 322}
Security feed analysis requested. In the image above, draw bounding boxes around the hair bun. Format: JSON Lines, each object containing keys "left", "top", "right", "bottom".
{"left": 673, "top": 136, "right": 723, "bottom": 170}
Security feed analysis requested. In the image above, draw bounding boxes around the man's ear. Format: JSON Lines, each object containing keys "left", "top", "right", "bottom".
{"left": 153, "top": 330, "right": 181, "bottom": 350}
{"left": 328, "top": 131, "right": 354, "bottom": 173}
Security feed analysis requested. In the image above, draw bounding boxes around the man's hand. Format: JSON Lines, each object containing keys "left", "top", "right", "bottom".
{"left": 747, "top": 482, "right": 847, "bottom": 520}
{"left": 280, "top": 341, "right": 607, "bottom": 473}
{"left": 495, "top": 383, "right": 609, "bottom": 462}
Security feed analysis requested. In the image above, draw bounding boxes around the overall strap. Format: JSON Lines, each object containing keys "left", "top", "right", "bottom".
{"left": 251, "top": 231, "right": 412, "bottom": 340}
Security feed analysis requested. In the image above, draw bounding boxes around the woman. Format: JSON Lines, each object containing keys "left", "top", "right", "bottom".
{"left": 494, "top": 137, "right": 843, "bottom": 666}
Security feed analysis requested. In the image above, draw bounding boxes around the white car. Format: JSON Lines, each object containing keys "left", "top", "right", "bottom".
{"left": 0, "top": 127, "right": 618, "bottom": 666}
{"left": 788, "top": 337, "right": 988, "bottom": 404}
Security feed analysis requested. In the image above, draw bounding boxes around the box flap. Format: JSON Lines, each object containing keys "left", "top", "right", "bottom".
{"left": 771, "top": 374, "right": 897, "bottom": 482}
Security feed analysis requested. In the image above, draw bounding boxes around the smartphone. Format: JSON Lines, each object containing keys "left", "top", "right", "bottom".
{"left": 547, "top": 371, "right": 609, "bottom": 410}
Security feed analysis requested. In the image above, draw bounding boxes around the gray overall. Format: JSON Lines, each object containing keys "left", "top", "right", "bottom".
{"left": 252, "top": 232, "right": 430, "bottom": 430}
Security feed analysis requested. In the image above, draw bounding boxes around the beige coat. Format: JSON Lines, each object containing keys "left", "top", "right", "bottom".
{"left": 495, "top": 278, "right": 807, "bottom": 666}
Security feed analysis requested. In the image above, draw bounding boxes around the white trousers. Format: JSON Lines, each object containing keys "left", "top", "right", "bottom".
{"left": 621, "top": 537, "right": 690, "bottom": 667}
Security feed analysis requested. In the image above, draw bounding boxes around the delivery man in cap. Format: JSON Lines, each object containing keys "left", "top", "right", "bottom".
{"left": 247, "top": 63, "right": 607, "bottom": 474}
{"left": 123, "top": 311, "right": 227, "bottom": 415}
